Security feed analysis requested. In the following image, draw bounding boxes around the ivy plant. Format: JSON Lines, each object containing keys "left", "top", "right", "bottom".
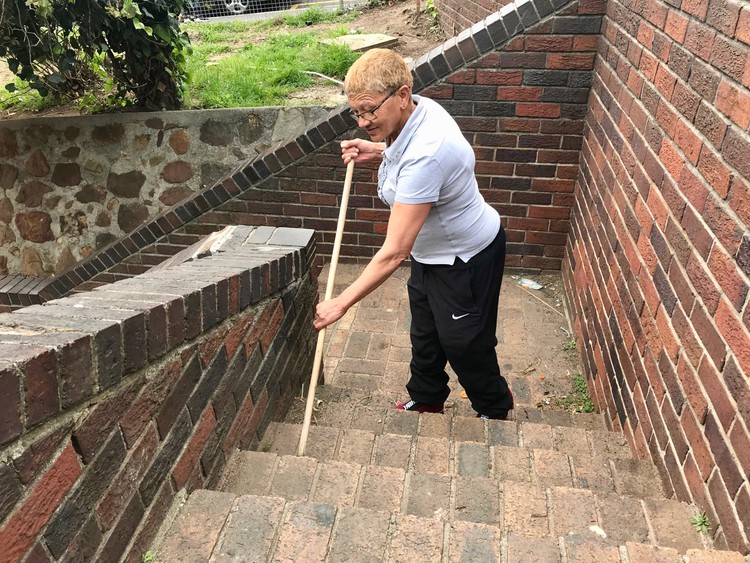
{"left": 0, "top": 0, "right": 191, "bottom": 110}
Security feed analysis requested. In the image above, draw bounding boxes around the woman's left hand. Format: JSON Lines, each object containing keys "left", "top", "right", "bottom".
{"left": 314, "top": 298, "right": 348, "bottom": 330}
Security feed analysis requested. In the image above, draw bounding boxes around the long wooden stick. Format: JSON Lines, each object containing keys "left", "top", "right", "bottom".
{"left": 298, "top": 159, "right": 355, "bottom": 456}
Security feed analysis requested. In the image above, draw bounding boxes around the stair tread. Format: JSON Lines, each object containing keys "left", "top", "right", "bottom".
{"left": 286, "top": 384, "right": 608, "bottom": 431}
{"left": 260, "top": 420, "right": 649, "bottom": 486}
{"left": 215, "top": 449, "right": 708, "bottom": 553}
{"left": 154, "top": 490, "right": 745, "bottom": 562}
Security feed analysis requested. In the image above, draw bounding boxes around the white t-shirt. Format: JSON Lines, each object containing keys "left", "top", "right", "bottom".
{"left": 378, "top": 95, "right": 500, "bottom": 265}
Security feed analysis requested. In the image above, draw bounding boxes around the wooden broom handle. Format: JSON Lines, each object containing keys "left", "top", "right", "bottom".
{"left": 298, "top": 159, "right": 355, "bottom": 456}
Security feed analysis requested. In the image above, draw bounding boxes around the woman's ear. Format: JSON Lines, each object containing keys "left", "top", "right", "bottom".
{"left": 398, "top": 85, "right": 411, "bottom": 108}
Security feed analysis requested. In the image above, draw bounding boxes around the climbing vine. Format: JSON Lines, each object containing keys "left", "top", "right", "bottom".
{"left": 0, "top": 0, "right": 191, "bottom": 110}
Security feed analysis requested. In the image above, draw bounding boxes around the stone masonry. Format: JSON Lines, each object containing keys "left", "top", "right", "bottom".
{"left": 0, "top": 107, "right": 330, "bottom": 277}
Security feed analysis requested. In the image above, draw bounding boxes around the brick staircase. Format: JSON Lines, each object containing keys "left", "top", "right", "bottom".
{"left": 151, "top": 267, "right": 745, "bottom": 561}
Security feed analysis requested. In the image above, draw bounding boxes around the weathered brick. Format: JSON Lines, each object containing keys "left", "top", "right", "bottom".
{"left": 97, "top": 424, "right": 159, "bottom": 531}
{"left": 44, "top": 431, "right": 126, "bottom": 557}
{"left": 0, "top": 444, "right": 81, "bottom": 562}
{"left": 140, "top": 409, "right": 192, "bottom": 505}
{"left": 664, "top": 10, "right": 688, "bottom": 42}
{"left": 683, "top": 0, "right": 710, "bottom": 19}
{"left": 358, "top": 465, "right": 405, "bottom": 513}
{"left": 172, "top": 406, "right": 217, "bottom": 490}
{"left": 714, "top": 298, "right": 750, "bottom": 374}
{"left": 22, "top": 350, "right": 59, "bottom": 427}
{"left": 187, "top": 347, "right": 228, "bottom": 421}
{"left": 503, "top": 480, "right": 549, "bottom": 536}
{"left": 707, "top": 470, "right": 747, "bottom": 551}
{"left": 98, "top": 492, "right": 145, "bottom": 562}
{"left": 389, "top": 513, "right": 443, "bottom": 562}
{"left": 119, "top": 358, "right": 184, "bottom": 447}
{"left": 157, "top": 489, "right": 234, "bottom": 561}
{"left": 507, "top": 534, "right": 560, "bottom": 561}
{"left": 213, "top": 495, "right": 285, "bottom": 561}
{"left": 156, "top": 354, "right": 201, "bottom": 439}
{"left": 57, "top": 336, "right": 95, "bottom": 409}
{"left": 0, "top": 362, "right": 22, "bottom": 445}
{"left": 722, "top": 126, "right": 750, "bottom": 179}
{"left": 716, "top": 79, "right": 750, "bottom": 129}
{"left": 273, "top": 501, "right": 336, "bottom": 560}
{"left": 0, "top": 462, "right": 23, "bottom": 524}
{"left": 59, "top": 514, "right": 101, "bottom": 563}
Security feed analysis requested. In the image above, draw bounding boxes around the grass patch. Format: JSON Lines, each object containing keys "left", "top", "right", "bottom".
{"left": 183, "top": 8, "right": 360, "bottom": 108}
{"left": 556, "top": 374, "right": 595, "bottom": 414}
{"left": 185, "top": 30, "right": 358, "bottom": 108}
{"left": 1, "top": 7, "right": 359, "bottom": 114}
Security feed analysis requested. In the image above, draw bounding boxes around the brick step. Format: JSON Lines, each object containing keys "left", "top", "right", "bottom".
{"left": 257, "top": 422, "right": 663, "bottom": 499}
{"left": 288, "top": 383, "right": 608, "bottom": 431}
{"left": 154, "top": 489, "right": 743, "bottom": 562}
{"left": 216, "top": 450, "right": 710, "bottom": 553}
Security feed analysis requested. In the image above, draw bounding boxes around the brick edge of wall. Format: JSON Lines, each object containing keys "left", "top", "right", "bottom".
{"left": 0, "top": 225, "right": 319, "bottom": 562}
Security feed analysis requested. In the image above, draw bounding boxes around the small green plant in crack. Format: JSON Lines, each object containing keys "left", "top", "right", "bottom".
{"left": 261, "top": 441, "right": 272, "bottom": 452}
{"left": 424, "top": 0, "right": 440, "bottom": 31}
{"left": 691, "top": 512, "right": 710, "bottom": 534}
{"left": 141, "top": 551, "right": 156, "bottom": 563}
{"left": 561, "top": 339, "right": 576, "bottom": 352}
{"left": 556, "top": 374, "right": 595, "bottom": 413}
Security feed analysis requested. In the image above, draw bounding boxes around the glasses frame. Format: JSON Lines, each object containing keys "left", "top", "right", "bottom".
{"left": 349, "top": 88, "right": 398, "bottom": 122}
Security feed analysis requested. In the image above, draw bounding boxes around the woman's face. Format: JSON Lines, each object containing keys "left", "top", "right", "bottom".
{"left": 348, "top": 87, "right": 408, "bottom": 143}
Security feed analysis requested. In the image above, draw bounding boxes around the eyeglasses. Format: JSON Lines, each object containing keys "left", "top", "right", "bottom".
{"left": 349, "top": 89, "right": 397, "bottom": 122}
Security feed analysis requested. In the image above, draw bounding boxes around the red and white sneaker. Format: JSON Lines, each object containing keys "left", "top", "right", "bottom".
{"left": 394, "top": 399, "right": 445, "bottom": 414}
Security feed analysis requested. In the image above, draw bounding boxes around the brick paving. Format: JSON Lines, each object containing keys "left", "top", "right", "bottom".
{"left": 153, "top": 264, "right": 746, "bottom": 562}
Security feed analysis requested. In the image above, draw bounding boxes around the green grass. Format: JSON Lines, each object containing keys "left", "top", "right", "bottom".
{"left": 182, "top": 7, "right": 361, "bottom": 108}
{"left": 1, "top": 7, "right": 360, "bottom": 113}
{"left": 556, "top": 374, "right": 595, "bottom": 414}
{"left": 185, "top": 30, "right": 358, "bottom": 108}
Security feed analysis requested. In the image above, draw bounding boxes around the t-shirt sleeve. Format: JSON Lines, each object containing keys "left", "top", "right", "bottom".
{"left": 393, "top": 154, "right": 445, "bottom": 204}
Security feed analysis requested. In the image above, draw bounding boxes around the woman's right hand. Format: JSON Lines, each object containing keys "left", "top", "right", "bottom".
{"left": 341, "top": 139, "right": 384, "bottom": 164}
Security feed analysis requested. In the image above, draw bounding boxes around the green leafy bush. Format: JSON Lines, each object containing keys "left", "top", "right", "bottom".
{"left": 0, "top": 0, "right": 191, "bottom": 110}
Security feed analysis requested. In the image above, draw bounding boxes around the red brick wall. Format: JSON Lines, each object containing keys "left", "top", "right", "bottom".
{"left": 0, "top": 229, "right": 318, "bottom": 562}
{"left": 564, "top": 0, "right": 750, "bottom": 552}
{"left": 436, "top": 0, "right": 515, "bottom": 36}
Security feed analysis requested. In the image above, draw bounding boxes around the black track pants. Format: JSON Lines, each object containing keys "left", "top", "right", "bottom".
{"left": 406, "top": 226, "right": 513, "bottom": 418}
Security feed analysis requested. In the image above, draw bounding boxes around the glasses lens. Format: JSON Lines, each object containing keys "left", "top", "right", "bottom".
{"left": 351, "top": 110, "right": 374, "bottom": 121}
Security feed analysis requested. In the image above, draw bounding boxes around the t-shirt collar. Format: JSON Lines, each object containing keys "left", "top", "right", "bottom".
{"left": 383, "top": 94, "right": 426, "bottom": 161}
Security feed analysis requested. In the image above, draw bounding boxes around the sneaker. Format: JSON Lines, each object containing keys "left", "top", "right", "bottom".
{"left": 395, "top": 399, "right": 445, "bottom": 414}
{"left": 476, "top": 390, "right": 513, "bottom": 421}
{"left": 477, "top": 411, "right": 509, "bottom": 421}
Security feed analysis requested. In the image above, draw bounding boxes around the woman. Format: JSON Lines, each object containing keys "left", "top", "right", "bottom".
{"left": 314, "top": 49, "right": 513, "bottom": 419}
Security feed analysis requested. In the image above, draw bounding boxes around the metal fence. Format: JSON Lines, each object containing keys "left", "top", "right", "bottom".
{"left": 183, "top": 0, "right": 295, "bottom": 20}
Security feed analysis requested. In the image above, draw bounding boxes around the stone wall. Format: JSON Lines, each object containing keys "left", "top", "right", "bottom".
{"left": 0, "top": 107, "right": 330, "bottom": 277}
{"left": 564, "top": 0, "right": 750, "bottom": 552}
{"left": 0, "top": 226, "right": 318, "bottom": 562}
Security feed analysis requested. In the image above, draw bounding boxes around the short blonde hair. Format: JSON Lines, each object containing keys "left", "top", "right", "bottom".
{"left": 344, "top": 49, "right": 413, "bottom": 96}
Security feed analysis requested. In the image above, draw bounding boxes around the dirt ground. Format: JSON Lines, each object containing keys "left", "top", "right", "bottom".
{"left": 0, "top": 0, "right": 445, "bottom": 119}
{"left": 287, "top": 0, "right": 447, "bottom": 105}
